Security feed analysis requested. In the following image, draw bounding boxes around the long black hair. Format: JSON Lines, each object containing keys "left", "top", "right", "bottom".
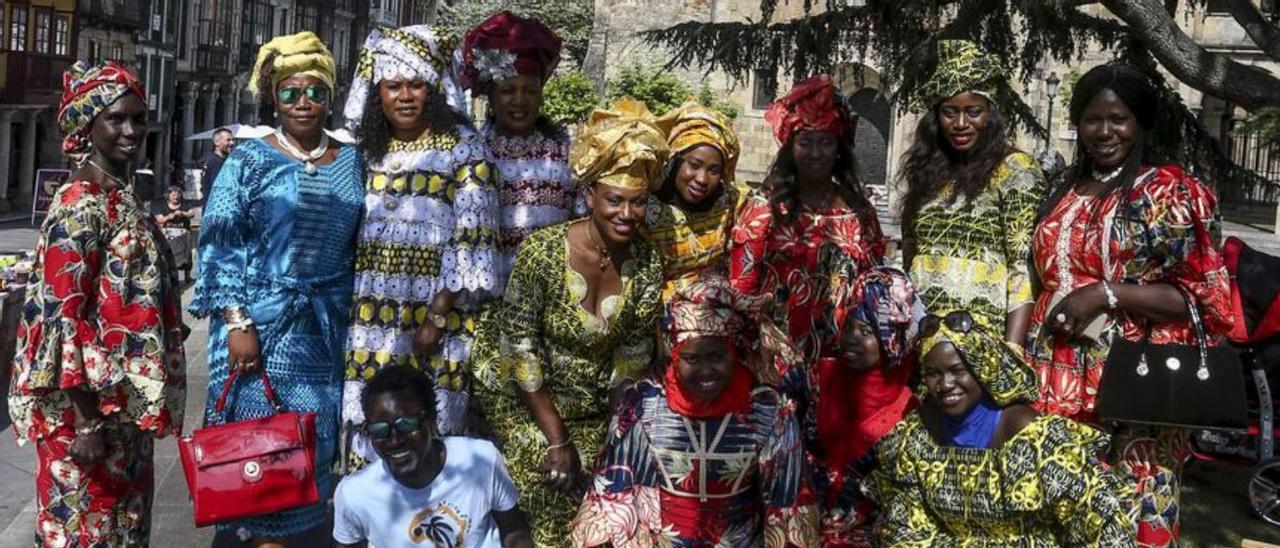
{"left": 1035, "top": 63, "right": 1164, "bottom": 224}
{"left": 764, "top": 132, "right": 874, "bottom": 227}
{"left": 898, "top": 98, "right": 1013, "bottom": 240}
{"left": 356, "top": 84, "right": 474, "bottom": 163}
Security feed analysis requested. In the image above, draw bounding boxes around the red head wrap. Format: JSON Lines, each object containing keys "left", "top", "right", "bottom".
{"left": 763, "top": 74, "right": 855, "bottom": 146}
{"left": 460, "top": 11, "right": 562, "bottom": 93}
{"left": 58, "top": 60, "right": 145, "bottom": 155}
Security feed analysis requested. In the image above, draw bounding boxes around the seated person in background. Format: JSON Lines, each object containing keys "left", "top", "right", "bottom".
{"left": 333, "top": 365, "right": 534, "bottom": 548}
{"left": 864, "top": 311, "right": 1132, "bottom": 546}
{"left": 152, "top": 183, "right": 192, "bottom": 230}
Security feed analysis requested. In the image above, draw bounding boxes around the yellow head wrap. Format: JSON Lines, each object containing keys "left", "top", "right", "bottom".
{"left": 917, "top": 312, "right": 1038, "bottom": 407}
{"left": 656, "top": 102, "right": 740, "bottom": 182}
{"left": 569, "top": 98, "right": 670, "bottom": 192}
{"left": 248, "top": 31, "right": 337, "bottom": 98}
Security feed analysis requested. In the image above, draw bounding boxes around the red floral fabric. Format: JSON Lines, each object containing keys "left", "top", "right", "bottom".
{"left": 34, "top": 422, "right": 155, "bottom": 547}
{"left": 9, "top": 180, "right": 186, "bottom": 443}
{"left": 1028, "top": 165, "right": 1230, "bottom": 548}
{"left": 1028, "top": 165, "right": 1231, "bottom": 420}
{"left": 729, "top": 189, "right": 885, "bottom": 362}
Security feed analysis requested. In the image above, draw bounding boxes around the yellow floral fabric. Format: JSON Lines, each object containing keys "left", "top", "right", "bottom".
{"left": 907, "top": 152, "right": 1045, "bottom": 334}
{"left": 865, "top": 413, "right": 1133, "bottom": 546}
{"left": 470, "top": 220, "right": 663, "bottom": 547}
{"left": 641, "top": 182, "right": 747, "bottom": 300}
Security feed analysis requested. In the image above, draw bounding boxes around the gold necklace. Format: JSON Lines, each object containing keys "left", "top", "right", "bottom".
{"left": 585, "top": 222, "right": 612, "bottom": 271}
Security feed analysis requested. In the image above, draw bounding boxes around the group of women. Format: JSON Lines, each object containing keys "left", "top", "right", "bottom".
{"left": 8, "top": 7, "right": 1230, "bottom": 547}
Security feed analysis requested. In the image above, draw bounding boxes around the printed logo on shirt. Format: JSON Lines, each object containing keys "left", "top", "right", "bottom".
{"left": 408, "top": 502, "right": 470, "bottom": 547}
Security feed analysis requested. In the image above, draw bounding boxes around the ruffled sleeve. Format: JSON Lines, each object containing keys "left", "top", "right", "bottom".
{"left": 189, "top": 148, "right": 253, "bottom": 317}
{"left": 730, "top": 189, "right": 773, "bottom": 295}
{"left": 570, "top": 383, "right": 662, "bottom": 548}
{"left": 996, "top": 153, "right": 1045, "bottom": 314}
{"left": 863, "top": 415, "right": 942, "bottom": 547}
{"left": 759, "top": 389, "right": 821, "bottom": 547}
{"left": 10, "top": 182, "right": 184, "bottom": 442}
{"left": 444, "top": 139, "right": 501, "bottom": 295}
{"left": 1003, "top": 416, "right": 1132, "bottom": 545}
{"left": 609, "top": 244, "right": 662, "bottom": 385}
{"left": 475, "top": 226, "right": 555, "bottom": 392}
{"left": 1124, "top": 166, "right": 1232, "bottom": 338}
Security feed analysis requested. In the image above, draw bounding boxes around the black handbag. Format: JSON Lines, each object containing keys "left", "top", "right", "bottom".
{"left": 1095, "top": 285, "right": 1248, "bottom": 431}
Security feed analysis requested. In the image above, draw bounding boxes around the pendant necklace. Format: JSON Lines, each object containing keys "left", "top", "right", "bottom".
{"left": 274, "top": 127, "right": 329, "bottom": 174}
{"left": 585, "top": 223, "right": 612, "bottom": 270}
{"left": 87, "top": 159, "right": 134, "bottom": 188}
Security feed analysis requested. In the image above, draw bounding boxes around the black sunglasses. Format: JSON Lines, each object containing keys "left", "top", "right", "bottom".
{"left": 364, "top": 414, "right": 429, "bottom": 440}
{"left": 277, "top": 85, "right": 330, "bottom": 105}
{"left": 918, "top": 310, "right": 976, "bottom": 340}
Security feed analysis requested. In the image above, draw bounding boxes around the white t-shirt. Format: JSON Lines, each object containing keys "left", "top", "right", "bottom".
{"left": 333, "top": 437, "right": 519, "bottom": 548}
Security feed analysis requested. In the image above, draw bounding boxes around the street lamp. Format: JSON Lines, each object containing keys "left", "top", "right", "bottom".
{"left": 1045, "top": 72, "right": 1061, "bottom": 150}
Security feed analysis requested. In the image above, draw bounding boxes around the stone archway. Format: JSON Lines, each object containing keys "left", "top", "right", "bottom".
{"left": 847, "top": 88, "right": 891, "bottom": 186}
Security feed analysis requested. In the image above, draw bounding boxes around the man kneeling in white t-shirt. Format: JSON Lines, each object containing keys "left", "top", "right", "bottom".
{"left": 334, "top": 365, "right": 534, "bottom": 548}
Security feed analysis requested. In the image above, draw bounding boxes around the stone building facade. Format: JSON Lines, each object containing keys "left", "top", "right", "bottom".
{"left": 583, "top": 0, "right": 1280, "bottom": 233}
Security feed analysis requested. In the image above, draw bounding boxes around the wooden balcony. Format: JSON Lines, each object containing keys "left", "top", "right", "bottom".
{"left": 0, "top": 52, "right": 72, "bottom": 106}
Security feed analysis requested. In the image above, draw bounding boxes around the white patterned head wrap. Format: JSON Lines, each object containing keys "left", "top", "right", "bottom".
{"left": 342, "top": 25, "right": 468, "bottom": 134}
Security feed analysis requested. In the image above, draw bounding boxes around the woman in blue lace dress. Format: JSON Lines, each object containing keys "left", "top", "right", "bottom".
{"left": 189, "top": 32, "right": 364, "bottom": 546}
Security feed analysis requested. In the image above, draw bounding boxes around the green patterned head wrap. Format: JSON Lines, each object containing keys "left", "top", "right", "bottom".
{"left": 915, "top": 39, "right": 1003, "bottom": 112}
{"left": 918, "top": 312, "right": 1037, "bottom": 406}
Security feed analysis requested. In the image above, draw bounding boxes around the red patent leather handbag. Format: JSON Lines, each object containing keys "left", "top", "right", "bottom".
{"left": 179, "top": 368, "right": 319, "bottom": 527}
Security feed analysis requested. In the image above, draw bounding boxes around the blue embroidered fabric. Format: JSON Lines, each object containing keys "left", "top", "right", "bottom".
{"left": 190, "top": 138, "right": 364, "bottom": 537}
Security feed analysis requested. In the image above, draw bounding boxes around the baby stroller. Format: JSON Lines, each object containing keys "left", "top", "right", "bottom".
{"left": 1189, "top": 236, "right": 1280, "bottom": 526}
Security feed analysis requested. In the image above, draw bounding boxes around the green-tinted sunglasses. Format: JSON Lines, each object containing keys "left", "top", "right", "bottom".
{"left": 364, "top": 414, "right": 429, "bottom": 440}
{"left": 277, "top": 85, "right": 330, "bottom": 105}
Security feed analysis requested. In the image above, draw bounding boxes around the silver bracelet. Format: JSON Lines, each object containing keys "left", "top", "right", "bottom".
{"left": 1101, "top": 281, "right": 1119, "bottom": 311}
{"left": 222, "top": 306, "right": 251, "bottom": 324}
{"left": 227, "top": 317, "right": 255, "bottom": 332}
{"left": 546, "top": 439, "right": 572, "bottom": 451}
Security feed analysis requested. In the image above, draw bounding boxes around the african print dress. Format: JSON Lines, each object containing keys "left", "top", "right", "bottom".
{"left": 482, "top": 122, "right": 583, "bottom": 293}
{"left": 906, "top": 151, "right": 1045, "bottom": 335}
{"left": 1028, "top": 165, "right": 1230, "bottom": 546}
{"left": 730, "top": 188, "right": 885, "bottom": 361}
{"left": 571, "top": 380, "right": 818, "bottom": 547}
{"left": 641, "top": 182, "right": 747, "bottom": 301}
{"left": 11, "top": 180, "right": 186, "bottom": 547}
{"left": 191, "top": 139, "right": 364, "bottom": 538}
{"left": 864, "top": 413, "right": 1133, "bottom": 546}
{"left": 470, "top": 221, "right": 663, "bottom": 547}
{"left": 344, "top": 127, "right": 500, "bottom": 439}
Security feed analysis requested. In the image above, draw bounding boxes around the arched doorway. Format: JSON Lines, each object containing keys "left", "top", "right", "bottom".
{"left": 847, "top": 88, "right": 891, "bottom": 186}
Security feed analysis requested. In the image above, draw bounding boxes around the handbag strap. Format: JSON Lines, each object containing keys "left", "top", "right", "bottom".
{"left": 1173, "top": 284, "right": 1212, "bottom": 380}
{"left": 213, "top": 367, "right": 285, "bottom": 417}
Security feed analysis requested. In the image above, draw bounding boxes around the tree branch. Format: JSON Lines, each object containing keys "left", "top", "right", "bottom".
{"left": 1103, "top": 0, "right": 1280, "bottom": 109}
{"left": 1225, "top": 0, "right": 1280, "bottom": 60}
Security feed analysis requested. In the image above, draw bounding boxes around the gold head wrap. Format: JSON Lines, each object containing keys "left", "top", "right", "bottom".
{"left": 569, "top": 98, "right": 670, "bottom": 192}
{"left": 917, "top": 312, "right": 1038, "bottom": 406}
{"left": 248, "top": 31, "right": 337, "bottom": 97}
{"left": 656, "top": 102, "right": 740, "bottom": 182}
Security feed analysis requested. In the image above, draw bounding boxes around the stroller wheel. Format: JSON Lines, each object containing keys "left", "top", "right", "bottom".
{"left": 1249, "top": 458, "right": 1280, "bottom": 526}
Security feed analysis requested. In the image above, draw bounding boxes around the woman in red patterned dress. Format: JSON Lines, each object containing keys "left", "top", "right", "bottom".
{"left": 730, "top": 75, "right": 884, "bottom": 362}
{"left": 8, "top": 61, "right": 186, "bottom": 547}
{"left": 1027, "top": 63, "right": 1231, "bottom": 547}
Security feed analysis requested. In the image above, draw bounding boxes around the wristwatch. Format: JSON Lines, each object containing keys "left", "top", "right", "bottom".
{"left": 428, "top": 311, "right": 448, "bottom": 329}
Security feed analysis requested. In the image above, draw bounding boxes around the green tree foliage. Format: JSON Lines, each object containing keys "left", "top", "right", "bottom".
{"left": 606, "top": 63, "right": 693, "bottom": 115}
{"left": 604, "top": 64, "right": 740, "bottom": 120}
{"left": 1235, "top": 107, "right": 1280, "bottom": 147}
{"left": 643, "top": 0, "right": 1279, "bottom": 203}
{"left": 542, "top": 70, "right": 599, "bottom": 125}
{"left": 438, "top": 0, "right": 594, "bottom": 65}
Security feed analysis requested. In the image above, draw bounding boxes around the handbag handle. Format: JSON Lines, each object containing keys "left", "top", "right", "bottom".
{"left": 1132, "top": 283, "right": 1211, "bottom": 381}
{"left": 213, "top": 366, "right": 285, "bottom": 417}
